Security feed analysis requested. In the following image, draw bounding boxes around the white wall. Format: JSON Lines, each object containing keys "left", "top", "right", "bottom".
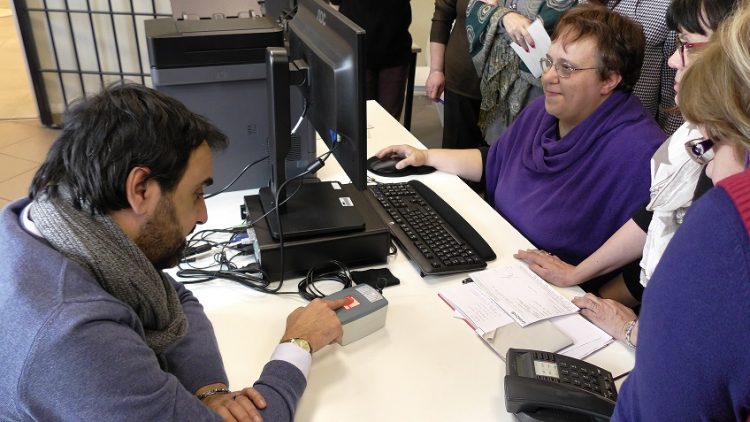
{"left": 410, "top": 0, "right": 434, "bottom": 67}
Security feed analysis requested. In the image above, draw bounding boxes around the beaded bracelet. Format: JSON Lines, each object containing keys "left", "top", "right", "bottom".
{"left": 624, "top": 319, "right": 637, "bottom": 348}
{"left": 196, "top": 387, "right": 230, "bottom": 401}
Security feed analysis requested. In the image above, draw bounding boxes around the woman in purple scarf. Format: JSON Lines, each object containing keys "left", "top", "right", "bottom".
{"left": 376, "top": 4, "right": 665, "bottom": 272}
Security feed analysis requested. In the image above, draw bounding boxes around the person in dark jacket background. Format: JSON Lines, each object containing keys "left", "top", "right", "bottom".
{"left": 330, "top": 0, "right": 413, "bottom": 120}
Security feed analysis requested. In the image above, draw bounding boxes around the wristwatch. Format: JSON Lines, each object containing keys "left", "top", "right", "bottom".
{"left": 282, "top": 337, "right": 312, "bottom": 354}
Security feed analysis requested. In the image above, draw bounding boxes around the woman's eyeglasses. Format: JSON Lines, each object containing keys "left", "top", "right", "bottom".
{"left": 684, "top": 137, "right": 715, "bottom": 164}
{"left": 539, "top": 56, "right": 597, "bottom": 78}
{"left": 676, "top": 38, "right": 709, "bottom": 66}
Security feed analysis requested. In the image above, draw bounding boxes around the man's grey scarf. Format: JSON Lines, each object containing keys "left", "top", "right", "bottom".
{"left": 29, "top": 192, "right": 187, "bottom": 355}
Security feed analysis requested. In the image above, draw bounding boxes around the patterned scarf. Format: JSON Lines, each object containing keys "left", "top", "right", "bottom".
{"left": 639, "top": 123, "right": 704, "bottom": 286}
{"left": 466, "top": 0, "right": 524, "bottom": 132}
{"left": 467, "top": 0, "right": 577, "bottom": 133}
{"left": 29, "top": 191, "right": 187, "bottom": 355}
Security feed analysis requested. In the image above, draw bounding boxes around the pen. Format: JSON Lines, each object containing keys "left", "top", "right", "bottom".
{"left": 612, "top": 371, "right": 630, "bottom": 382}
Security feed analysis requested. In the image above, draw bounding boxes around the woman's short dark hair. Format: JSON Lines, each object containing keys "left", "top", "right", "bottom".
{"left": 679, "top": 5, "right": 750, "bottom": 150}
{"left": 666, "top": 0, "right": 739, "bottom": 35}
{"left": 29, "top": 82, "right": 228, "bottom": 214}
{"left": 553, "top": 4, "right": 646, "bottom": 92}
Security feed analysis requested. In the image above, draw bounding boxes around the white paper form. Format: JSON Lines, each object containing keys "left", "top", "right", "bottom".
{"left": 438, "top": 282, "right": 513, "bottom": 334}
{"left": 550, "top": 313, "right": 613, "bottom": 360}
{"left": 470, "top": 265, "right": 579, "bottom": 327}
{"left": 510, "top": 19, "right": 552, "bottom": 78}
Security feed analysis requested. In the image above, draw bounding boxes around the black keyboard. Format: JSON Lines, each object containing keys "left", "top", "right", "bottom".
{"left": 366, "top": 180, "right": 496, "bottom": 276}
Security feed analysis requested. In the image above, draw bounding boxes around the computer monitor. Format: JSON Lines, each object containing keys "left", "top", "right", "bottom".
{"left": 259, "top": 0, "right": 367, "bottom": 240}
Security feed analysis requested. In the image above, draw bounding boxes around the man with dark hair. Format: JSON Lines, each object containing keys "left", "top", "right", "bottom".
{"left": 0, "top": 83, "right": 346, "bottom": 421}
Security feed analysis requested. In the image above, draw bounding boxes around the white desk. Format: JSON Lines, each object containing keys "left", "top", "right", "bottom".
{"left": 182, "top": 101, "right": 635, "bottom": 421}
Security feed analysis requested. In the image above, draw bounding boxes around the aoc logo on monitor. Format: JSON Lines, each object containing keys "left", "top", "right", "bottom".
{"left": 316, "top": 9, "right": 326, "bottom": 26}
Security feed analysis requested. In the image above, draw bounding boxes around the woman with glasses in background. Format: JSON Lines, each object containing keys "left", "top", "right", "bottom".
{"left": 516, "top": 0, "right": 741, "bottom": 349}
{"left": 613, "top": 5, "right": 750, "bottom": 419}
{"left": 586, "top": 0, "right": 682, "bottom": 134}
{"left": 376, "top": 4, "right": 664, "bottom": 270}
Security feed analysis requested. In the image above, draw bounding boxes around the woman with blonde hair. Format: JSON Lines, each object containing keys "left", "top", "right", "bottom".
{"left": 613, "top": 5, "right": 750, "bottom": 420}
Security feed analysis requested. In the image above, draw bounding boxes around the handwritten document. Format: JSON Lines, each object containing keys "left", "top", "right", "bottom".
{"left": 438, "top": 283, "right": 513, "bottom": 334}
{"left": 470, "top": 264, "right": 579, "bottom": 327}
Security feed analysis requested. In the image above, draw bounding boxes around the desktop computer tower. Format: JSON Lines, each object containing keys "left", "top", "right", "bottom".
{"left": 244, "top": 184, "right": 391, "bottom": 280}
{"left": 146, "top": 16, "right": 316, "bottom": 194}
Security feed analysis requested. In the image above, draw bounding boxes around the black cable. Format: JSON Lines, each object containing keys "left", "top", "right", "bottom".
{"left": 177, "top": 143, "right": 343, "bottom": 297}
{"left": 246, "top": 176, "right": 305, "bottom": 227}
{"left": 176, "top": 226, "right": 268, "bottom": 287}
{"left": 271, "top": 142, "right": 341, "bottom": 292}
{"left": 290, "top": 98, "right": 308, "bottom": 135}
{"left": 204, "top": 155, "right": 269, "bottom": 200}
{"left": 387, "top": 239, "right": 398, "bottom": 256}
{"left": 297, "top": 260, "right": 353, "bottom": 301}
{"left": 181, "top": 226, "right": 249, "bottom": 260}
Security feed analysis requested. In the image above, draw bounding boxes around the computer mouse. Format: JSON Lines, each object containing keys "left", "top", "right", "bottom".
{"left": 366, "top": 155, "right": 437, "bottom": 177}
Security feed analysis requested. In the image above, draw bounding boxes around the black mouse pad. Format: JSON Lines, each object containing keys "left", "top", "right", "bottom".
{"left": 366, "top": 156, "right": 437, "bottom": 177}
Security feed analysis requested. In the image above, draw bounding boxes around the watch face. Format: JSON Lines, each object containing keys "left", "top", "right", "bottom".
{"left": 291, "top": 338, "right": 312, "bottom": 353}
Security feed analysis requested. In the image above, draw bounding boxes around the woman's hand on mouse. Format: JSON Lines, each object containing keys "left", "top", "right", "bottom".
{"left": 376, "top": 145, "right": 428, "bottom": 169}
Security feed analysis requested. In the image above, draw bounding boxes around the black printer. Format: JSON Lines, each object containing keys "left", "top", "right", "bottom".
{"left": 145, "top": 9, "right": 315, "bottom": 194}
{"left": 145, "top": 17, "right": 283, "bottom": 69}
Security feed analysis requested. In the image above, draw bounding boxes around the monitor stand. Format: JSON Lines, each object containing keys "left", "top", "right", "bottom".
{"left": 258, "top": 180, "right": 365, "bottom": 240}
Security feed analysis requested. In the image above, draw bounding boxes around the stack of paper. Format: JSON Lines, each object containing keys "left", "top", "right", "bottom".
{"left": 480, "top": 320, "right": 574, "bottom": 359}
{"left": 551, "top": 314, "right": 613, "bottom": 359}
{"left": 470, "top": 265, "right": 579, "bottom": 326}
{"left": 438, "top": 264, "right": 613, "bottom": 360}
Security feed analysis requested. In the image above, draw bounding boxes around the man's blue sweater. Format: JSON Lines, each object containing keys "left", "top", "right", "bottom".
{"left": 0, "top": 199, "right": 305, "bottom": 421}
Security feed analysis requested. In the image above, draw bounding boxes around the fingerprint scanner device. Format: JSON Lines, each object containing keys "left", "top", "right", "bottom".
{"left": 326, "top": 284, "right": 388, "bottom": 346}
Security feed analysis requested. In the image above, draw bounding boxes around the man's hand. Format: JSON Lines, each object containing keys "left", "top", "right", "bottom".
{"left": 514, "top": 249, "right": 580, "bottom": 287}
{"left": 282, "top": 298, "right": 348, "bottom": 352}
{"left": 202, "top": 387, "right": 267, "bottom": 422}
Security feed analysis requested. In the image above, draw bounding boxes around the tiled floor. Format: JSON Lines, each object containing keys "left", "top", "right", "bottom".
{"left": 0, "top": 1, "right": 442, "bottom": 209}
{"left": 0, "top": 2, "right": 60, "bottom": 208}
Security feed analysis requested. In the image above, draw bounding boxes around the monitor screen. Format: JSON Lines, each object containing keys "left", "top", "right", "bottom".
{"left": 287, "top": 0, "right": 367, "bottom": 190}
{"left": 259, "top": 0, "right": 367, "bottom": 240}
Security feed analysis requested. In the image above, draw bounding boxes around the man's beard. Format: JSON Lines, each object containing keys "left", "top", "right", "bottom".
{"left": 135, "top": 196, "right": 188, "bottom": 270}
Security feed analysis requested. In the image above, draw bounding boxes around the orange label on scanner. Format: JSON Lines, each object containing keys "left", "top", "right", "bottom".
{"left": 343, "top": 295, "right": 360, "bottom": 310}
